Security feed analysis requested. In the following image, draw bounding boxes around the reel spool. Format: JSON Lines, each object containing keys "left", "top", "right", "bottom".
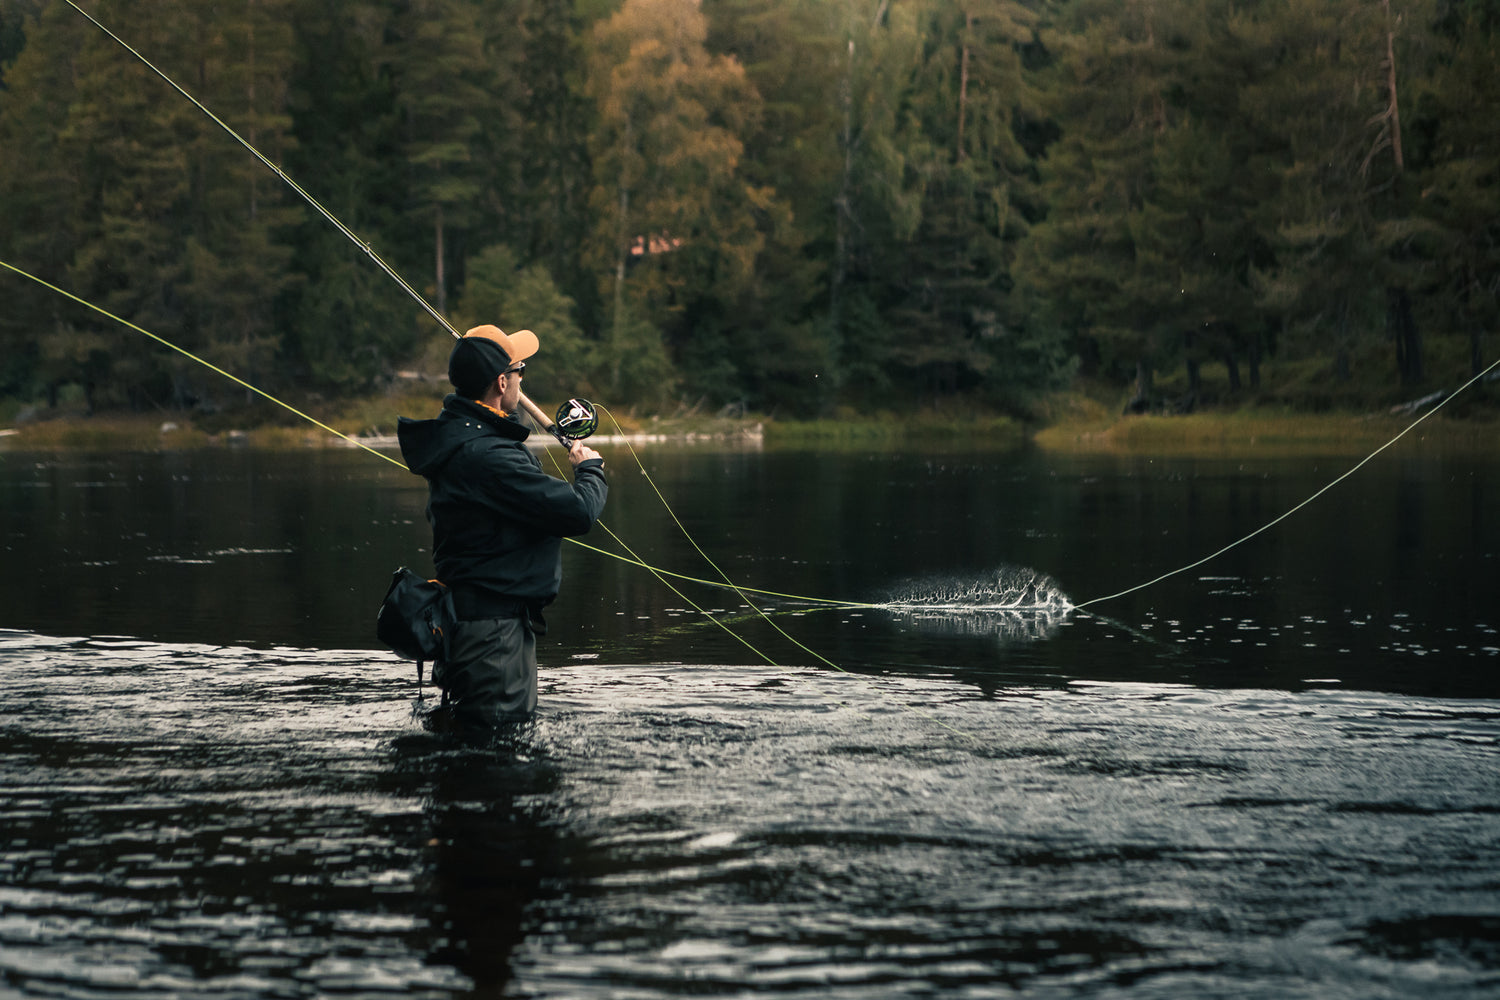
{"left": 554, "top": 398, "right": 599, "bottom": 440}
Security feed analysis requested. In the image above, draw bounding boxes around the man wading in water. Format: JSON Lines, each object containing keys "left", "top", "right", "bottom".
{"left": 397, "top": 325, "right": 607, "bottom": 726}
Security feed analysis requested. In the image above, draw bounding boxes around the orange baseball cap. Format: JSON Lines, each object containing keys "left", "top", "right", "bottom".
{"left": 448, "top": 325, "right": 540, "bottom": 397}
{"left": 463, "top": 324, "right": 538, "bottom": 364}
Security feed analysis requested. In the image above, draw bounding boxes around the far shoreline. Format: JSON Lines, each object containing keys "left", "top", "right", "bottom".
{"left": 2, "top": 403, "right": 1494, "bottom": 459}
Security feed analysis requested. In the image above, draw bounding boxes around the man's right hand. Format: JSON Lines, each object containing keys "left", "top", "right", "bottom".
{"left": 567, "top": 440, "right": 602, "bottom": 467}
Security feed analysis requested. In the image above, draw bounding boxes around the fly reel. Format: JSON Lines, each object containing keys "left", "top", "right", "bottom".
{"left": 554, "top": 398, "right": 599, "bottom": 440}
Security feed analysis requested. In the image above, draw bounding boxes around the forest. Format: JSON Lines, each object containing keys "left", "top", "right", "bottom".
{"left": 0, "top": 0, "right": 1496, "bottom": 421}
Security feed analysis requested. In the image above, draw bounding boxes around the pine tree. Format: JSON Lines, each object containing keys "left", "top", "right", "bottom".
{"left": 1421, "top": 3, "right": 1500, "bottom": 378}
{"left": 173, "top": 0, "right": 301, "bottom": 405}
{"left": 887, "top": 0, "right": 1068, "bottom": 409}
{"left": 1, "top": 0, "right": 305, "bottom": 409}
{"left": 390, "top": 0, "right": 493, "bottom": 318}
{"left": 701, "top": 0, "right": 841, "bottom": 413}
{"left": 0, "top": 0, "right": 88, "bottom": 401}
{"left": 583, "top": 0, "right": 767, "bottom": 405}
{"left": 823, "top": 0, "right": 928, "bottom": 406}
{"left": 1016, "top": 0, "right": 1182, "bottom": 404}
{"left": 0, "top": 0, "right": 43, "bottom": 75}
{"left": 457, "top": 242, "right": 592, "bottom": 397}
{"left": 53, "top": 0, "right": 203, "bottom": 409}
{"left": 514, "top": 0, "right": 597, "bottom": 313}
{"left": 1133, "top": 1, "right": 1279, "bottom": 401}
{"left": 1239, "top": 0, "right": 1431, "bottom": 387}
{"left": 284, "top": 0, "right": 418, "bottom": 389}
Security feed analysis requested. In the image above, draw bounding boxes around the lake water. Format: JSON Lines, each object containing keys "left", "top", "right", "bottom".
{"left": 2, "top": 439, "right": 1498, "bottom": 998}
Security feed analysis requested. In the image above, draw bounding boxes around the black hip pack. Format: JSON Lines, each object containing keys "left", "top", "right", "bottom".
{"left": 376, "top": 567, "right": 456, "bottom": 682}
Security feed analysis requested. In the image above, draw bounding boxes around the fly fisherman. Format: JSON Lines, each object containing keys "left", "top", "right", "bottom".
{"left": 397, "top": 325, "right": 607, "bottom": 726}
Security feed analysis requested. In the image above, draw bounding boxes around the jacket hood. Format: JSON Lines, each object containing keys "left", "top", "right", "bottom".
{"left": 398, "top": 394, "right": 529, "bottom": 476}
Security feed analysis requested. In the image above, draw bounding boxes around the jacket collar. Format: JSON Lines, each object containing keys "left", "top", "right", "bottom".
{"left": 443, "top": 394, "right": 530, "bottom": 441}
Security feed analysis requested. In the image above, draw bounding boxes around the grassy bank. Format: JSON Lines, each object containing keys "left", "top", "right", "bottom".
{"left": 1032, "top": 341, "right": 1499, "bottom": 456}
{"left": 1035, "top": 405, "right": 1498, "bottom": 458}
{"left": 0, "top": 384, "right": 446, "bottom": 452}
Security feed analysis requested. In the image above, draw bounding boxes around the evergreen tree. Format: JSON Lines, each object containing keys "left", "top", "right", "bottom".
{"left": 54, "top": 0, "right": 202, "bottom": 409}
{"left": 702, "top": 0, "right": 842, "bottom": 413}
{"left": 3, "top": 0, "right": 1496, "bottom": 418}
{"left": 0, "top": 0, "right": 42, "bottom": 79}
{"left": 1016, "top": 0, "right": 1182, "bottom": 403}
{"left": 390, "top": 0, "right": 494, "bottom": 318}
{"left": 889, "top": 0, "right": 1068, "bottom": 409}
{"left": 457, "top": 242, "right": 592, "bottom": 397}
{"left": 1240, "top": 0, "right": 1432, "bottom": 387}
{"left": 1417, "top": 1, "right": 1498, "bottom": 379}
{"left": 514, "top": 0, "right": 597, "bottom": 314}
{"left": 284, "top": 0, "right": 418, "bottom": 389}
{"left": 0, "top": 0, "right": 87, "bottom": 400}
{"left": 2, "top": 0, "right": 303, "bottom": 409}
{"left": 824, "top": 0, "right": 929, "bottom": 406}
{"left": 174, "top": 0, "right": 301, "bottom": 405}
{"left": 583, "top": 0, "right": 767, "bottom": 406}
{"left": 1133, "top": 1, "right": 1279, "bottom": 401}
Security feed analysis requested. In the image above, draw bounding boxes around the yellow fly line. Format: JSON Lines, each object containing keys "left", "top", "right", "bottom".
{"left": 21, "top": 0, "right": 1494, "bottom": 743}
{"left": 1, "top": 255, "right": 971, "bottom": 739}
{"left": 0, "top": 258, "right": 872, "bottom": 610}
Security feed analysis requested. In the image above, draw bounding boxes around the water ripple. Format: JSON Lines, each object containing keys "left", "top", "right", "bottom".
{"left": 3, "top": 631, "right": 1499, "bottom": 997}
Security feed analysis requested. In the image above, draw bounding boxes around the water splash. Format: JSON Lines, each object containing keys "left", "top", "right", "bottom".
{"left": 877, "top": 566, "right": 1073, "bottom": 645}
{"left": 881, "top": 566, "right": 1073, "bottom": 612}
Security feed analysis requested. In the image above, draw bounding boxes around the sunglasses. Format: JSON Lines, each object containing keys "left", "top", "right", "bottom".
{"left": 502, "top": 362, "right": 525, "bottom": 377}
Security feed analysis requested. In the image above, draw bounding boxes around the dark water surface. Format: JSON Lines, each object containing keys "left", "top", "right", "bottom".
{"left": 2, "top": 441, "right": 1498, "bottom": 997}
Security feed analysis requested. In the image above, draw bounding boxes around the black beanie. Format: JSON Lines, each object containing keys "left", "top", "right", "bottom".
{"left": 448, "top": 336, "right": 512, "bottom": 398}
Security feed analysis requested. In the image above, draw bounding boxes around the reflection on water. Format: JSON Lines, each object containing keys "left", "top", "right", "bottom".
{"left": 883, "top": 604, "right": 1071, "bottom": 645}
{"left": 1, "top": 445, "right": 1498, "bottom": 996}
{"left": 399, "top": 733, "right": 564, "bottom": 995}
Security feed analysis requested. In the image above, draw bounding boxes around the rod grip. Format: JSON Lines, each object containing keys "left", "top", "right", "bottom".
{"left": 518, "top": 392, "right": 565, "bottom": 443}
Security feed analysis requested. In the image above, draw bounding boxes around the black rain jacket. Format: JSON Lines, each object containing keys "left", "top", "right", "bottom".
{"left": 396, "top": 395, "right": 607, "bottom": 609}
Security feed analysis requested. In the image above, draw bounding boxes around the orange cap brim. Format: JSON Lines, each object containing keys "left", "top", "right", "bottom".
{"left": 464, "top": 324, "right": 539, "bottom": 364}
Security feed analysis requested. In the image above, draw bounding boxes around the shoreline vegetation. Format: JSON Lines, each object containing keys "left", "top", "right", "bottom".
{"left": 3, "top": 369, "right": 1495, "bottom": 460}
{"left": 5, "top": 1, "right": 1498, "bottom": 438}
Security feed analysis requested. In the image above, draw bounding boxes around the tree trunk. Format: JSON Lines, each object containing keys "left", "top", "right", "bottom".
{"left": 1391, "top": 286, "right": 1422, "bottom": 386}
{"left": 611, "top": 178, "right": 630, "bottom": 393}
{"left": 1184, "top": 328, "right": 1200, "bottom": 402}
{"left": 831, "top": 38, "right": 855, "bottom": 345}
{"left": 956, "top": 10, "right": 972, "bottom": 161}
{"left": 1123, "top": 358, "right": 1153, "bottom": 414}
{"left": 247, "top": 0, "right": 258, "bottom": 223}
{"left": 1224, "top": 349, "right": 1241, "bottom": 392}
{"left": 1383, "top": 0, "right": 1404, "bottom": 172}
{"left": 1335, "top": 300, "right": 1351, "bottom": 382}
